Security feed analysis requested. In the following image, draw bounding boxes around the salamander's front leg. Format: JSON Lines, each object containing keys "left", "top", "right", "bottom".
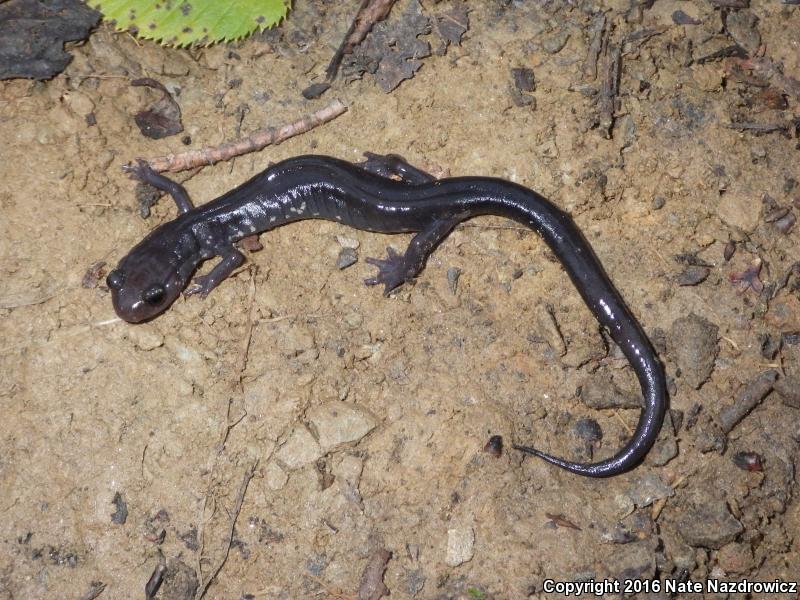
{"left": 358, "top": 152, "right": 436, "bottom": 184}
{"left": 123, "top": 159, "right": 194, "bottom": 214}
{"left": 185, "top": 247, "right": 245, "bottom": 297}
{"left": 365, "top": 214, "right": 464, "bottom": 295}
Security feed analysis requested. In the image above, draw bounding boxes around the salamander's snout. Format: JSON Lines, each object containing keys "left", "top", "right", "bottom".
{"left": 107, "top": 264, "right": 184, "bottom": 323}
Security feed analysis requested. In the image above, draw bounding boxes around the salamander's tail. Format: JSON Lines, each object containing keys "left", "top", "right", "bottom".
{"left": 512, "top": 356, "right": 667, "bottom": 478}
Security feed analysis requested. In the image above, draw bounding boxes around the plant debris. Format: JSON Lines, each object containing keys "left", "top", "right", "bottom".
{"left": 132, "top": 78, "right": 184, "bottom": 140}
{"left": 343, "top": 0, "right": 431, "bottom": 92}
{"left": 326, "top": 0, "right": 397, "bottom": 81}
{"left": 0, "top": 0, "right": 99, "bottom": 80}
{"left": 358, "top": 548, "right": 392, "bottom": 600}
{"left": 431, "top": 3, "right": 469, "bottom": 55}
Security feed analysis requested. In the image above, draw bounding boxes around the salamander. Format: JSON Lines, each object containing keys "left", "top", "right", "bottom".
{"left": 107, "top": 153, "right": 667, "bottom": 477}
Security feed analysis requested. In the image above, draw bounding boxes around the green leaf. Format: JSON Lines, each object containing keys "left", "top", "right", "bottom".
{"left": 467, "top": 588, "right": 487, "bottom": 600}
{"left": 92, "top": 0, "right": 290, "bottom": 47}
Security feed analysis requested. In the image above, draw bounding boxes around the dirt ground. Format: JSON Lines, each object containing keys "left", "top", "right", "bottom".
{"left": 1, "top": 1, "right": 799, "bottom": 598}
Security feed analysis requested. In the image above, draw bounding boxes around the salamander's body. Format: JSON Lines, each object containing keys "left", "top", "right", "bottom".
{"left": 108, "top": 154, "right": 666, "bottom": 477}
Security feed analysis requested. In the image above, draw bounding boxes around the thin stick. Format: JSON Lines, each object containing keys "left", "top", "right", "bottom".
{"left": 196, "top": 461, "right": 258, "bottom": 600}
{"left": 325, "top": 0, "right": 397, "bottom": 81}
{"left": 138, "top": 99, "right": 348, "bottom": 173}
{"left": 326, "top": 0, "right": 371, "bottom": 81}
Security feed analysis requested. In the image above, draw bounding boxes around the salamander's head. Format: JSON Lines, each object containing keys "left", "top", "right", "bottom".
{"left": 107, "top": 234, "right": 195, "bottom": 323}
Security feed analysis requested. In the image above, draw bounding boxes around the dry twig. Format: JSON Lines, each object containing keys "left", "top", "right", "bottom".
{"left": 195, "top": 462, "right": 258, "bottom": 600}
{"left": 326, "top": 0, "right": 398, "bottom": 81}
{"left": 135, "top": 99, "right": 348, "bottom": 173}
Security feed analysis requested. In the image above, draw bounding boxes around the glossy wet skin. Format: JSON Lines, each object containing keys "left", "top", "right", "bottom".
{"left": 107, "top": 224, "right": 199, "bottom": 323}
{"left": 108, "top": 154, "right": 667, "bottom": 477}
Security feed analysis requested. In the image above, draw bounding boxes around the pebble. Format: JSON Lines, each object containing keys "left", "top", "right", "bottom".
{"left": 307, "top": 401, "right": 377, "bottom": 451}
{"left": 676, "top": 265, "right": 710, "bottom": 286}
{"left": 445, "top": 526, "right": 475, "bottom": 567}
{"left": 446, "top": 267, "right": 461, "bottom": 294}
{"left": 535, "top": 304, "right": 566, "bottom": 357}
{"left": 725, "top": 10, "right": 761, "bottom": 55}
{"left": 276, "top": 325, "right": 315, "bottom": 357}
{"left": 775, "top": 375, "right": 800, "bottom": 408}
{"left": 573, "top": 418, "right": 603, "bottom": 444}
{"left": 717, "top": 543, "right": 754, "bottom": 573}
{"left": 264, "top": 461, "right": 289, "bottom": 490}
{"left": 647, "top": 436, "right": 678, "bottom": 467}
{"left": 343, "top": 312, "right": 363, "bottom": 329}
{"left": 579, "top": 375, "right": 641, "bottom": 409}
{"left": 336, "top": 235, "right": 360, "bottom": 249}
{"left": 511, "top": 67, "right": 536, "bottom": 92}
{"left": 276, "top": 426, "right": 323, "bottom": 469}
{"left": 624, "top": 473, "right": 674, "bottom": 508}
{"left": 677, "top": 503, "right": 743, "bottom": 549}
{"left": 541, "top": 30, "right": 570, "bottom": 54}
{"left": 717, "top": 191, "right": 760, "bottom": 233}
{"left": 126, "top": 326, "right": 165, "bottom": 351}
{"left": 669, "top": 313, "right": 719, "bottom": 389}
{"left": 336, "top": 247, "right": 358, "bottom": 270}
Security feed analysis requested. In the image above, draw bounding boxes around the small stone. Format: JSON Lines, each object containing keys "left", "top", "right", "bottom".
{"left": 162, "top": 54, "right": 190, "bottom": 76}
{"left": 766, "top": 296, "right": 800, "bottom": 330}
{"left": 716, "top": 542, "right": 754, "bottom": 574}
{"left": 336, "top": 247, "right": 358, "bottom": 270}
{"left": 308, "top": 402, "right": 377, "bottom": 451}
{"left": 647, "top": 437, "right": 678, "bottom": 467}
{"left": 511, "top": 67, "right": 535, "bottom": 92}
{"left": 336, "top": 235, "right": 360, "bottom": 249}
{"left": 447, "top": 267, "right": 461, "bottom": 294}
{"left": 652, "top": 196, "right": 666, "bottom": 210}
{"left": 718, "top": 192, "right": 760, "bottom": 233}
{"left": 774, "top": 210, "right": 796, "bottom": 234}
{"left": 573, "top": 418, "right": 603, "bottom": 443}
{"left": 276, "top": 426, "right": 323, "bottom": 469}
{"left": 343, "top": 312, "right": 363, "bottom": 329}
{"left": 669, "top": 313, "right": 719, "bottom": 389}
{"left": 264, "top": 461, "right": 289, "bottom": 490}
{"left": 302, "top": 82, "right": 330, "bottom": 99}
{"left": 404, "top": 568, "right": 425, "bottom": 595}
{"left": 111, "top": 492, "right": 128, "bottom": 525}
{"left": 541, "top": 30, "right": 570, "bottom": 54}
{"left": 677, "top": 503, "right": 743, "bottom": 549}
{"left": 161, "top": 558, "right": 199, "bottom": 600}
{"left": 445, "top": 526, "right": 475, "bottom": 567}
{"left": 125, "top": 326, "right": 164, "bottom": 351}
{"left": 725, "top": 10, "right": 760, "bottom": 55}
{"left": 579, "top": 375, "right": 641, "bottom": 410}
{"left": 775, "top": 376, "right": 800, "bottom": 408}
{"left": 676, "top": 265, "right": 710, "bottom": 286}
{"left": 624, "top": 473, "right": 673, "bottom": 508}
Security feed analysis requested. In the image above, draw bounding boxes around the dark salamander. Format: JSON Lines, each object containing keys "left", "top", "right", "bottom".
{"left": 107, "top": 153, "right": 666, "bottom": 477}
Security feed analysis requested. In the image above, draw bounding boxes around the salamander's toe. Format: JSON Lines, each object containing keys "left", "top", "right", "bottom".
{"left": 364, "top": 247, "right": 411, "bottom": 295}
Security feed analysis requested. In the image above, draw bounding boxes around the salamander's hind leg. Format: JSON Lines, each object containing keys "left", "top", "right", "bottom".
{"left": 358, "top": 152, "right": 436, "bottom": 184}
{"left": 365, "top": 214, "right": 465, "bottom": 295}
{"left": 123, "top": 159, "right": 194, "bottom": 214}
{"left": 185, "top": 247, "right": 245, "bottom": 297}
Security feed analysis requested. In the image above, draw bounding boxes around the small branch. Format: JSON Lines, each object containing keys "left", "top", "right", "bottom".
{"left": 326, "top": 0, "right": 397, "bottom": 81}
{"left": 135, "top": 99, "right": 348, "bottom": 173}
{"left": 195, "top": 462, "right": 258, "bottom": 600}
{"left": 598, "top": 42, "right": 622, "bottom": 139}
{"left": 717, "top": 370, "right": 778, "bottom": 433}
{"left": 725, "top": 121, "right": 791, "bottom": 135}
{"left": 582, "top": 13, "right": 606, "bottom": 80}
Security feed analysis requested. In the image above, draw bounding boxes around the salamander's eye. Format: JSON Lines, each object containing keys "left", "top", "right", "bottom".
{"left": 143, "top": 284, "right": 166, "bottom": 305}
{"left": 106, "top": 270, "right": 124, "bottom": 290}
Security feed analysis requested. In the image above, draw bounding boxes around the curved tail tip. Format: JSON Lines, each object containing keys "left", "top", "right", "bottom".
{"left": 511, "top": 443, "right": 614, "bottom": 477}
{"left": 512, "top": 443, "right": 544, "bottom": 458}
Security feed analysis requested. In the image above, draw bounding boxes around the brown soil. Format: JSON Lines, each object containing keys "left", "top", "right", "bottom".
{"left": 1, "top": 1, "right": 798, "bottom": 599}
